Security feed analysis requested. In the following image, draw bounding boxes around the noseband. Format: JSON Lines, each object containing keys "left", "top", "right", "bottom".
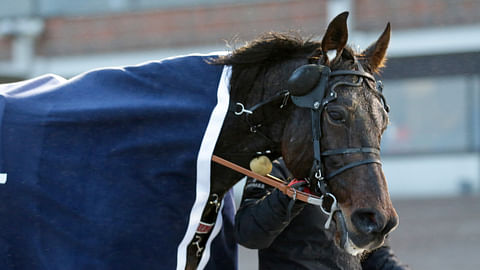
{"left": 288, "top": 61, "right": 389, "bottom": 195}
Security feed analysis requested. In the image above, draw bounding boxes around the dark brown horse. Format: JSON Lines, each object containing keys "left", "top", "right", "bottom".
{"left": 187, "top": 12, "right": 398, "bottom": 268}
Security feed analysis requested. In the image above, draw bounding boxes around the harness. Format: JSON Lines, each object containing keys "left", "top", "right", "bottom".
{"left": 212, "top": 58, "right": 389, "bottom": 249}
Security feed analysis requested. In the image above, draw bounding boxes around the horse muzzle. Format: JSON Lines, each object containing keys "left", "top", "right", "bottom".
{"left": 343, "top": 208, "right": 399, "bottom": 253}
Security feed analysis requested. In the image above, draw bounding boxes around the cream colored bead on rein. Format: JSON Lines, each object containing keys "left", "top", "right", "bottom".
{"left": 249, "top": 155, "right": 273, "bottom": 176}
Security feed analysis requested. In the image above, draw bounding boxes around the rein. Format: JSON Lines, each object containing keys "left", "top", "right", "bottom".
{"left": 211, "top": 154, "right": 348, "bottom": 244}
{"left": 212, "top": 155, "right": 324, "bottom": 206}
{"left": 211, "top": 154, "right": 348, "bottom": 246}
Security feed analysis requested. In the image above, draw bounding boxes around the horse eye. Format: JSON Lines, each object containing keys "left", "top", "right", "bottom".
{"left": 327, "top": 109, "right": 345, "bottom": 122}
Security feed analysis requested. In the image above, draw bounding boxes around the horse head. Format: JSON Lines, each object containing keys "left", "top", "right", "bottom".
{"left": 282, "top": 12, "right": 397, "bottom": 254}
{"left": 213, "top": 11, "right": 397, "bottom": 256}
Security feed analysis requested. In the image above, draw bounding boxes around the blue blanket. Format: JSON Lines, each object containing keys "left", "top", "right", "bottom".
{"left": 0, "top": 54, "right": 235, "bottom": 269}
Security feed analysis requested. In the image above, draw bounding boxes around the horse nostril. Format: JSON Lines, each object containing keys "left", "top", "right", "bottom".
{"left": 351, "top": 209, "right": 385, "bottom": 235}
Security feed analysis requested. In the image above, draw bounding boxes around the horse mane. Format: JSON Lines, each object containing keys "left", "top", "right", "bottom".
{"left": 215, "top": 32, "right": 364, "bottom": 69}
{"left": 213, "top": 32, "right": 370, "bottom": 98}
{"left": 215, "top": 32, "right": 321, "bottom": 66}
{"left": 213, "top": 33, "right": 321, "bottom": 99}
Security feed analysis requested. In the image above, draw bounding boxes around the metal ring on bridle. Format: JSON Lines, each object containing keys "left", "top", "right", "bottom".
{"left": 320, "top": 192, "right": 340, "bottom": 229}
{"left": 234, "top": 102, "right": 253, "bottom": 115}
{"left": 319, "top": 192, "right": 337, "bottom": 215}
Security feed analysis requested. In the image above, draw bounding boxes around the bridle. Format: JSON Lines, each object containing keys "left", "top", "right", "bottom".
{"left": 229, "top": 58, "right": 389, "bottom": 194}
{"left": 212, "top": 56, "right": 389, "bottom": 249}
{"left": 288, "top": 60, "right": 389, "bottom": 196}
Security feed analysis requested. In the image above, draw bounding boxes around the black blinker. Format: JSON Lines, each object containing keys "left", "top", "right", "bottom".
{"left": 289, "top": 64, "right": 331, "bottom": 109}
{"left": 287, "top": 64, "right": 322, "bottom": 96}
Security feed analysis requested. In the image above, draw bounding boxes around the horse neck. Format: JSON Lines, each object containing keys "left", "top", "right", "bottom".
{"left": 214, "top": 104, "right": 284, "bottom": 165}
{"left": 211, "top": 97, "right": 286, "bottom": 197}
{"left": 215, "top": 70, "right": 290, "bottom": 162}
{"left": 211, "top": 59, "right": 306, "bottom": 194}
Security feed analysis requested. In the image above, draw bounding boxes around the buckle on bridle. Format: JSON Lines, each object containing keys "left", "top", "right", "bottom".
{"left": 319, "top": 192, "right": 340, "bottom": 229}
{"left": 208, "top": 194, "right": 221, "bottom": 213}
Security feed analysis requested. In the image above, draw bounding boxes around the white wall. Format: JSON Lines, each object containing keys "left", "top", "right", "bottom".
{"left": 384, "top": 153, "right": 480, "bottom": 198}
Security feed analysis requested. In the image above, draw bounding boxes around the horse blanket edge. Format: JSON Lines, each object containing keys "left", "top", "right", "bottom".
{"left": 176, "top": 63, "right": 235, "bottom": 270}
{"left": 0, "top": 53, "right": 236, "bottom": 269}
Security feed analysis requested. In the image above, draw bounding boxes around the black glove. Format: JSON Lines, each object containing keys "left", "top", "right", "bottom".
{"left": 362, "top": 244, "right": 411, "bottom": 270}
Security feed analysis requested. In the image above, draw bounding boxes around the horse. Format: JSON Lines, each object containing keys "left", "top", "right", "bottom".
{"left": 198, "top": 11, "right": 398, "bottom": 269}
{"left": 0, "top": 11, "right": 397, "bottom": 270}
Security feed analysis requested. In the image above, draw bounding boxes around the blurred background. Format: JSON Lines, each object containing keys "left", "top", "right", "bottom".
{"left": 0, "top": 0, "right": 479, "bottom": 269}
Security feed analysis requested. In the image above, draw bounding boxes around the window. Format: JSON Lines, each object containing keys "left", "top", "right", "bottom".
{"left": 381, "top": 76, "right": 477, "bottom": 154}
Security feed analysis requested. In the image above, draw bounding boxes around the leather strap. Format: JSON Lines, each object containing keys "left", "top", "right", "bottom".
{"left": 326, "top": 158, "right": 382, "bottom": 179}
{"left": 330, "top": 70, "right": 375, "bottom": 81}
{"left": 212, "top": 154, "right": 382, "bottom": 202}
{"left": 212, "top": 155, "right": 324, "bottom": 206}
{"left": 321, "top": 147, "right": 380, "bottom": 156}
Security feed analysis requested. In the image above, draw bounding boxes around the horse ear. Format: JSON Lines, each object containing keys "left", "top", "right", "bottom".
{"left": 363, "top": 23, "right": 391, "bottom": 72}
{"left": 321, "top": 12, "right": 349, "bottom": 55}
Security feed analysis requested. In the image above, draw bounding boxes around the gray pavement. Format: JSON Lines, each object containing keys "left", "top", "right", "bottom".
{"left": 238, "top": 195, "right": 480, "bottom": 270}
